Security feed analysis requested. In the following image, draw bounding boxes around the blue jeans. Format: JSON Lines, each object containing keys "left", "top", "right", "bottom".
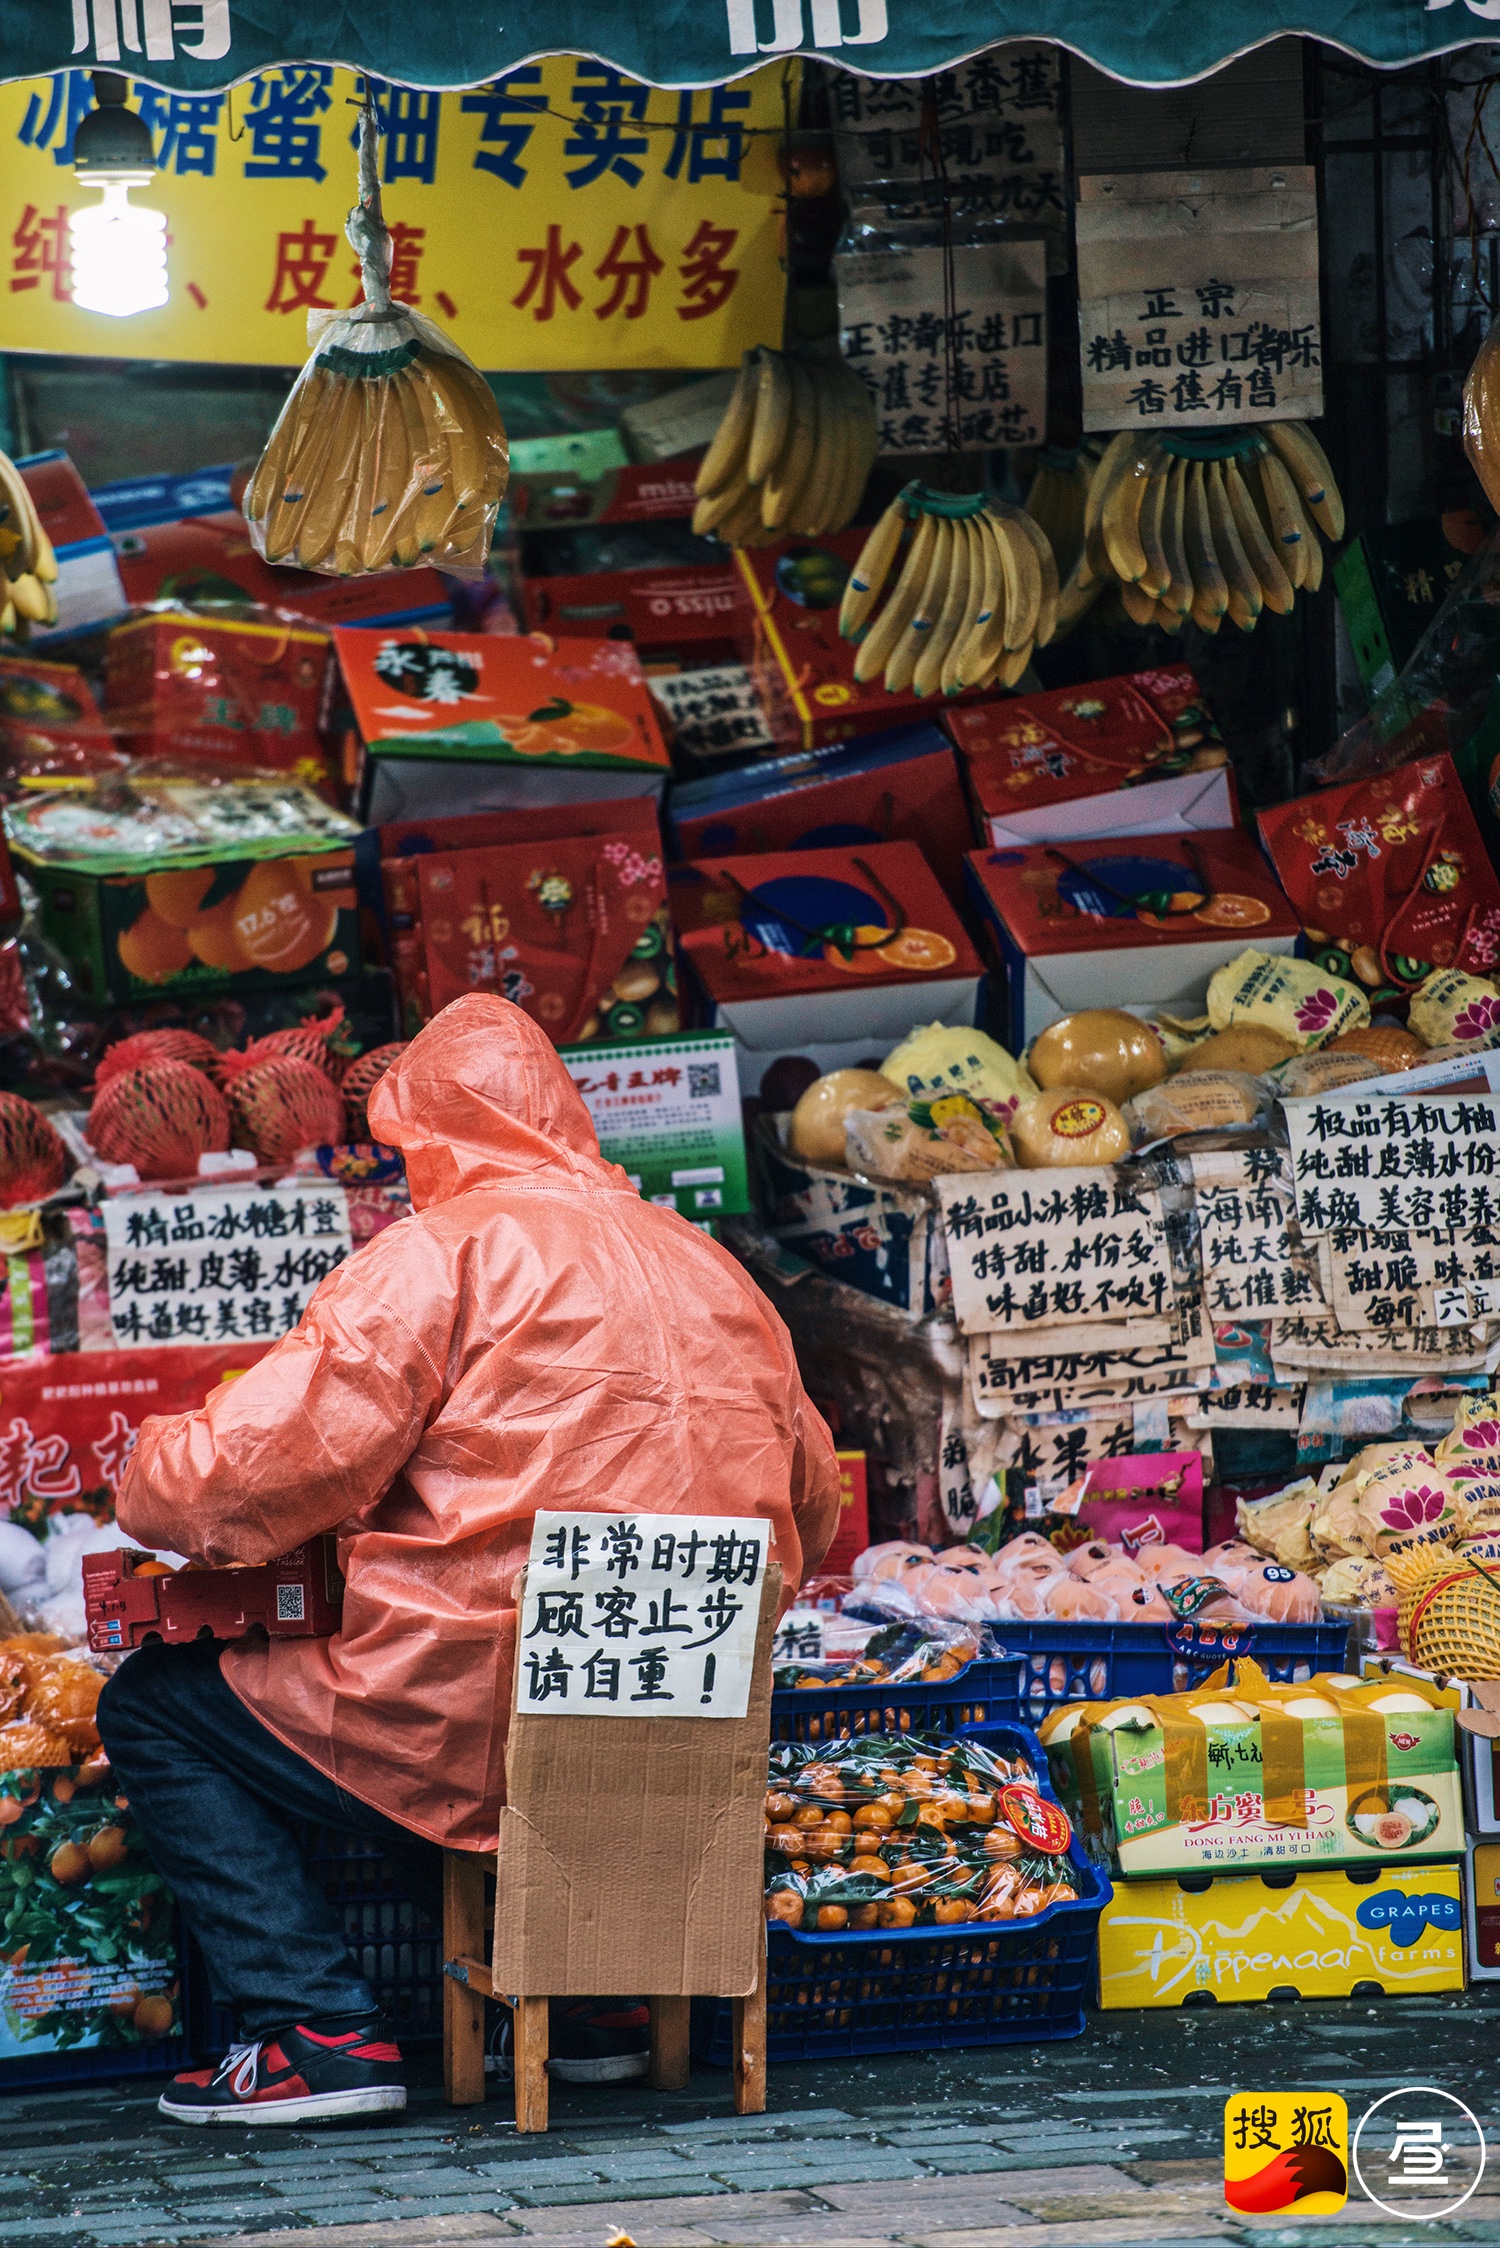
{"left": 96, "top": 1639, "right": 444, "bottom": 2039}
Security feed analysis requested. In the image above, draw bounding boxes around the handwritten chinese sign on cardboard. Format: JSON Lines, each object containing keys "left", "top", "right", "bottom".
{"left": 518, "top": 1512, "right": 767, "bottom": 1718}
{"left": 102, "top": 1185, "right": 352, "bottom": 1349}
{"left": 939, "top": 1167, "right": 1173, "bottom": 1336}
{"left": 1285, "top": 1091, "right": 1500, "bottom": 1237}
{"left": 1076, "top": 166, "right": 1321, "bottom": 432}
{"left": 835, "top": 239, "right": 1048, "bottom": 455}
{"left": 0, "top": 63, "right": 784, "bottom": 370}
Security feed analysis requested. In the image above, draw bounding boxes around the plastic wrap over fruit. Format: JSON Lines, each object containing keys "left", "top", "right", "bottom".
{"left": 1465, "top": 315, "right": 1500, "bottom": 516}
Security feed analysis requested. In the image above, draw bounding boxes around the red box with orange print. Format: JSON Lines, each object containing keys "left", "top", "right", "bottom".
{"left": 731, "top": 533, "right": 1003, "bottom": 752}
{"left": 103, "top": 607, "right": 336, "bottom": 787}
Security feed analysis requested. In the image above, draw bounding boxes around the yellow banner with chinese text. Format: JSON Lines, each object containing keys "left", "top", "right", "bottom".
{"left": 0, "top": 65, "right": 786, "bottom": 370}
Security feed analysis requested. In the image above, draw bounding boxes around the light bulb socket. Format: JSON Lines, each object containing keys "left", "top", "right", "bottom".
{"left": 73, "top": 73, "right": 157, "bottom": 178}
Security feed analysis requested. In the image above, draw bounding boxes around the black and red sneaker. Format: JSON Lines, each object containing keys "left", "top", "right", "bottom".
{"left": 547, "top": 1997, "right": 650, "bottom": 2084}
{"left": 159, "top": 2016, "right": 406, "bottom": 2125}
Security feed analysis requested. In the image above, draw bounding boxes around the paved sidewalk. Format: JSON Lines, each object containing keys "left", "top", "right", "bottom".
{"left": 0, "top": 1989, "right": 1495, "bottom": 2247}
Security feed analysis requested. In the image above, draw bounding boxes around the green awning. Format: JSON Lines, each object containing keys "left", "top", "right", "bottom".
{"left": 20, "top": 0, "right": 1500, "bottom": 94}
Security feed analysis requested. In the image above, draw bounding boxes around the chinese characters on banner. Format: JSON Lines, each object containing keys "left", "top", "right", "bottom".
{"left": 938, "top": 1167, "right": 1173, "bottom": 1334}
{"left": 829, "top": 48, "right": 1064, "bottom": 240}
{"left": 835, "top": 240, "right": 1048, "bottom": 454}
{"left": 1075, "top": 167, "right": 1322, "bottom": 431}
{"left": 0, "top": 64, "right": 785, "bottom": 369}
{"left": 101, "top": 1185, "right": 353, "bottom": 1349}
{"left": 518, "top": 1511, "right": 767, "bottom": 1718}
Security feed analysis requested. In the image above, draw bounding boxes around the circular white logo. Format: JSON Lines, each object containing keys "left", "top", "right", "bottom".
{"left": 1352, "top": 2087, "right": 1486, "bottom": 2221}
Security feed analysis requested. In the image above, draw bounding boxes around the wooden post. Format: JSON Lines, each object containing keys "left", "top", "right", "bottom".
{"left": 731, "top": 1922, "right": 767, "bottom": 2116}
{"left": 442, "top": 1851, "right": 489, "bottom": 2107}
{"left": 512, "top": 1995, "right": 550, "bottom": 2132}
{"left": 648, "top": 1995, "right": 692, "bottom": 2090}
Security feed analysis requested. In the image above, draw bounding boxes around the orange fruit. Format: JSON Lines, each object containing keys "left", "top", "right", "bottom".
{"left": 853, "top": 1803, "right": 894, "bottom": 1832}
{"left": 876, "top": 928, "right": 959, "bottom": 972}
{"left": 187, "top": 896, "right": 252, "bottom": 973}
{"left": 86, "top": 1825, "right": 128, "bottom": 1872}
{"left": 133, "top": 1560, "right": 175, "bottom": 1577}
{"left": 1192, "top": 893, "right": 1272, "bottom": 930}
{"left": 233, "top": 860, "right": 337, "bottom": 974}
{"left": 878, "top": 1896, "right": 918, "bottom": 1928}
{"left": 117, "top": 911, "right": 192, "bottom": 985}
{"left": 823, "top": 925, "right": 898, "bottom": 973}
{"left": 144, "top": 867, "right": 216, "bottom": 929}
{"left": 933, "top": 1898, "right": 972, "bottom": 1924}
{"left": 815, "top": 1903, "right": 850, "bottom": 1931}
{"left": 849, "top": 1854, "right": 888, "bottom": 1880}
{"left": 132, "top": 1993, "right": 175, "bottom": 2038}
{"left": 49, "top": 1842, "right": 89, "bottom": 1886}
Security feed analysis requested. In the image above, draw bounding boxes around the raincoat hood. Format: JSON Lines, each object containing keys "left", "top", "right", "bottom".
{"left": 368, "top": 993, "right": 620, "bottom": 1208}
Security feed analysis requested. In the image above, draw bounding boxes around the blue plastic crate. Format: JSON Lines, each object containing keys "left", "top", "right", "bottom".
{"left": 699, "top": 1716, "right": 1108, "bottom": 2061}
{"left": 996, "top": 1619, "right": 1352, "bottom": 1723}
{"left": 771, "top": 1651, "right": 1023, "bottom": 1744}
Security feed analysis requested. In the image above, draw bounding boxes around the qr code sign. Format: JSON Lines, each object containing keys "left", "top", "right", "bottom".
{"left": 688, "top": 1063, "right": 721, "bottom": 1099}
{"left": 275, "top": 1583, "right": 306, "bottom": 1624}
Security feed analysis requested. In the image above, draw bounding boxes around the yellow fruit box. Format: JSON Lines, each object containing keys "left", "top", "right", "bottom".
{"left": 1098, "top": 1861, "right": 1464, "bottom": 2007}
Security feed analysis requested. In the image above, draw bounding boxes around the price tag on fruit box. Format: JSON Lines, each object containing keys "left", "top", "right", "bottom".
{"left": 102, "top": 1184, "right": 352, "bottom": 1349}
{"left": 519, "top": 1512, "right": 768, "bottom": 1719}
{"left": 938, "top": 1168, "right": 1174, "bottom": 1337}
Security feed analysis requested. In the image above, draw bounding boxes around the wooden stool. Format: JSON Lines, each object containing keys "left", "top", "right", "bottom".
{"left": 442, "top": 1852, "right": 766, "bottom": 2131}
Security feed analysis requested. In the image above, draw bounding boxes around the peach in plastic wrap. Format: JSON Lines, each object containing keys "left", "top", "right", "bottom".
{"left": 1011, "top": 1085, "right": 1130, "bottom": 1168}
{"left": 1028, "top": 1009, "right": 1166, "bottom": 1106}
{"left": 788, "top": 1069, "right": 902, "bottom": 1167}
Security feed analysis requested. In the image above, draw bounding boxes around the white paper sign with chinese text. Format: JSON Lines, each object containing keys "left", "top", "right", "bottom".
{"left": 1188, "top": 1148, "right": 1312, "bottom": 1319}
{"left": 835, "top": 239, "right": 1048, "bottom": 455}
{"left": 1285, "top": 1091, "right": 1500, "bottom": 1237}
{"left": 1076, "top": 166, "right": 1321, "bottom": 432}
{"left": 519, "top": 1512, "right": 766, "bottom": 1718}
{"left": 829, "top": 49, "right": 1064, "bottom": 237}
{"left": 103, "top": 1185, "right": 352, "bottom": 1349}
{"left": 939, "top": 1167, "right": 1173, "bottom": 1336}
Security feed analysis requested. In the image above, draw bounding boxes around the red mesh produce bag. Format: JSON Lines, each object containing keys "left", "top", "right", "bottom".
{"left": 88, "top": 1061, "right": 231, "bottom": 1182}
{"left": 340, "top": 1041, "right": 407, "bottom": 1141}
{"left": 95, "top": 1028, "right": 222, "bottom": 1089}
{"left": 0, "top": 1093, "right": 68, "bottom": 1208}
{"left": 220, "top": 1053, "right": 344, "bottom": 1165}
{"left": 239, "top": 1005, "right": 347, "bottom": 1084}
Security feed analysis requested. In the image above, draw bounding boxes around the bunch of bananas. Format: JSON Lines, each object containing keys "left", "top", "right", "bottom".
{"left": 1021, "top": 445, "right": 1100, "bottom": 584}
{"left": 693, "top": 346, "right": 878, "bottom": 545}
{"left": 0, "top": 453, "right": 57, "bottom": 637}
{"left": 1464, "top": 317, "right": 1500, "bottom": 512}
{"left": 244, "top": 326, "right": 508, "bottom": 577}
{"left": 838, "top": 483, "right": 1058, "bottom": 696}
{"left": 1050, "top": 423, "right": 1344, "bottom": 637}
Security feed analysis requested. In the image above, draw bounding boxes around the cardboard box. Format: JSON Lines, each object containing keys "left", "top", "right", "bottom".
{"left": 733, "top": 532, "right": 1002, "bottom": 752}
{"left": 669, "top": 719, "right": 972, "bottom": 906}
{"left": 966, "top": 828, "right": 1300, "bottom": 1050}
{"left": 0, "top": 656, "right": 111, "bottom": 776}
{"left": 17, "top": 450, "right": 127, "bottom": 641}
{"left": 112, "top": 510, "right": 450, "bottom": 631}
{"left": 1063, "top": 1686, "right": 1464, "bottom": 1878}
{"left": 103, "top": 607, "right": 335, "bottom": 781}
{"left": 559, "top": 1030, "right": 749, "bottom": 1220}
{"left": 517, "top": 563, "right": 741, "bottom": 663}
{"left": 1456, "top": 1683, "right": 1500, "bottom": 1836}
{"left": 946, "top": 666, "right": 1231, "bottom": 848}
{"left": 1464, "top": 1835, "right": 1500, "bottom": 1978}
{"left": 505, "top": 441, "right": 700, "bottom": 529}
{"left": 755, "top": 1121, "right": 949, "bottom": 1315}
{"left": 491, "top": 1563, "right": 778, "bottom": 1997}
{"left": 1098, "top": 1862, "right": 1465, "bottom": 2007}
{"left": 671, "top": 840, "right": 983, "bottom": 1095}
{"left": 84, "top": 1538, "right": 342, "bottom": 1651}
{"left": 338, "top": 628, "right": 673, "bottom": 824}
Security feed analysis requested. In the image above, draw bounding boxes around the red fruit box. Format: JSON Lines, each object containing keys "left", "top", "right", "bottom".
{"left": 517, "top": 564, "right": 741, "bottom": 663}
{"left": 946, "top": 668, "right": 1236, "bottom": 847}
{"left": 84, "top": 1536, "right": 343, "bottom": 1652}
{"left": 732, "top": 532, "right": 1001, "bottom": 753}
{"left": 113, "top": 511, "right": 450, "bottom": 631}
{"left": 669, "top": 840, "right": 984, "bottom": 1091}
{"left": 966, "top": 827, "right": 1300, "bottom": 1048}
{"left": 102, "top": 607, "right": 335, "bottom": 785}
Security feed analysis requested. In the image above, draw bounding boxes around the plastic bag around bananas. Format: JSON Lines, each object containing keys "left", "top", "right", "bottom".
{"left": 244, "top": 103, "right": 507, "bottom": 580}
{"left": 1464, "top": 315, "right": 1500, "bottom": 516}
{"left": 0, "top": 451, "right": 58, "bottom": 639}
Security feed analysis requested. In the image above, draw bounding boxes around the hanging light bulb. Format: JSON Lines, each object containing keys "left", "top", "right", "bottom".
{"left": 69, "top": 73, "right": 168, "bottom": 319}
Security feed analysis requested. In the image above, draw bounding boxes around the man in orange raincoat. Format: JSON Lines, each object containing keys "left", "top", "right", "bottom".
{"left": 98, "top": 994, "right": 840, "bottom": 2124}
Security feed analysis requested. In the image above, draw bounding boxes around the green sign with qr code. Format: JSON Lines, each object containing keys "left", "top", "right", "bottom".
{"left": 558, "top": 1032, "right": 750, "bottom": 1224}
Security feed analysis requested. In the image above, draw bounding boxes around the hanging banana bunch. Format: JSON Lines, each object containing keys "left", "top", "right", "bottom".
{"left": 0, "top": 453, "right": 58, "bottom": 639}
{"left": 1046, "top": 423, "right": 1343, "bottom": 638}
{"left": 244, "top": 97, "right": 507, "bottom": 577}
{"left": 1022, "top": 444, "right": 1101, "bottom": 585}
{"left": 1464, "top": 316, "right": 1500, "bottom": 513}
{"left": 837, "top": 482, "right": 1059, "bottom": 698}
{"left": 693, "top": 346, "right": 879, "bottom": 545}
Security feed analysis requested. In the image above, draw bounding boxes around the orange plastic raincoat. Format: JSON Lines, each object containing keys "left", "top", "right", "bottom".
{"left": 115, "top": 994, "right": 840, "bottom": 1849}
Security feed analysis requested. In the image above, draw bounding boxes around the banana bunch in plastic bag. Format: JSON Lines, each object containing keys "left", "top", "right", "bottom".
{"left": 0, "top": 454, "right": 57, "bottom": 636}
{"left": 693, "top": 346, "right": 878, "bottom": 545}
{"left": 244, "top": 104, "right": 507, "bottom": 578}
{"left": 837, "top": 482, "right": 1058, "bottom": 697}
{"left": 1046, "top": 424, "right": 1343, "bottom": 638}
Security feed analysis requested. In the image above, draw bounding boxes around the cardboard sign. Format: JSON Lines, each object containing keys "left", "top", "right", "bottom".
{"left": 1076, "top": 166, "right": 1322, "bottom": 431}
{"left": 1269, "top": 1317, "right": 1492, "bottom": 1374}
{"left": 102, "top": 1186, "right": 352, "bottom": 1350}
{"left": 970, "top": 1317, "right": 1211, "bottom": 1418}
{"left": 560, "top": 1031, "right": 749, "bottom": 1220}
{"left": 1285, "top": 1090, "right": 1500, "bottom": 1236}
{"left": 517, "top": 1511, "right": 769, "bottom": 1718}
{"left": 1316, "top": 1228, "right": 1500, "bottom": 1336}
{"left": 835, "top": 239, "right": 1049, "bottom": 454}
{"left": 939, "top": 1168, "right": 1174, "bottom": 1337}
{"left": 1188, "top": 1148, "right": 1313, "bottom": 1320}
{"left": 829, "top": 48, "right": 1063, "bottom": 231}
{"left": 1185, "top": 1385, "right": 1303, "bottom": 1430}
{"left": 647, "top": 663, "right": 774, "bottom": 765}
